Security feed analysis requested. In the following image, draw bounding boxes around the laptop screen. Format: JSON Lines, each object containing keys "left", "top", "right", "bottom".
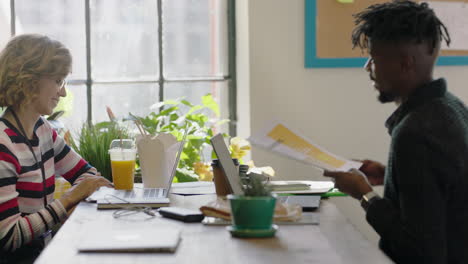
{"left": 165, "top": 129, "right": 188, "bottom": 195}
{"left": 210, "top": 134, "right": 243, "bottom": 195}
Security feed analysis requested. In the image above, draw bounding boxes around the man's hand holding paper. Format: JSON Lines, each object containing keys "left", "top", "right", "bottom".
{"left": 358, "top": 159, "right": 385, "bottom": 186}
{"left": 323, "top": 169, "right": 373, "bottom": 200}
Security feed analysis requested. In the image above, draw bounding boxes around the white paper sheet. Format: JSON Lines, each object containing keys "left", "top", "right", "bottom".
{"left": 427, "top": 1, "right": 468, "bottom": 50}
{"left": 248, "top": 120, "right": 362, "bottom": 172}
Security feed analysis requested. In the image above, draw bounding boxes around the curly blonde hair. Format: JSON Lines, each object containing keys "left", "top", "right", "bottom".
{"left": 0, "top": 34, "right": 72, "bottom": 108}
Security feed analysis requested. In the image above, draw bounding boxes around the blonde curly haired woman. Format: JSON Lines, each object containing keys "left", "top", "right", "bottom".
{"left": 0, "top": 34, "right": 112, "bottom": 263}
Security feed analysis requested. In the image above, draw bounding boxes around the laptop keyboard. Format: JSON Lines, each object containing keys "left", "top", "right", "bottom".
{"left": 143, "top": 188, "right": 163, "bottom": 198}
{"left": 123, "top": 191, "right": 136, "bottom": 199}
{"left": 121, "top": 188, "right": 165, "bottom": 200}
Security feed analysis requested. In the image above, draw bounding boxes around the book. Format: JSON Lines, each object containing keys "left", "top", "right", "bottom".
{"left": 268, "top": 181, "right": 311, "bottom": 191}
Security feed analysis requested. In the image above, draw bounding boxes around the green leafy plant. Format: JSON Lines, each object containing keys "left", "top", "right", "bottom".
{"left": 68, "top": 121, "right": 128, "bottom": 181}
{"left": 132, "top": 94, "right": 228, "bottom": 182}
{"left": 240, "top": 174, "right": 272, "bottom": 197}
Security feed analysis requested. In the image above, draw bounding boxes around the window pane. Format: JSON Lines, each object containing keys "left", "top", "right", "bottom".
{"left": 0, "top": 1, "right": 11, "bottom": 48}
{"left": 91, "top": 0, "right": 159, "bottom": 81}
{"left": 164, "top": 81, "right": 229, "bottom": 132}
{"left": 15, "top": 0, "right": 86, "bottom": 80}
{"left": 163, "top": 0, "right": 228, "bottom": 78}
{"left": 91, "top": 83, "right": 159, "bottom": 123}
{"left": 58, "top": 84, "right": 88, "bottom": 135}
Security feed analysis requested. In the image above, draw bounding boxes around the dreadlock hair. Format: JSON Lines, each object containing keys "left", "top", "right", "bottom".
{"left": 351, "top": 0, "right": 450, "bottom": 55}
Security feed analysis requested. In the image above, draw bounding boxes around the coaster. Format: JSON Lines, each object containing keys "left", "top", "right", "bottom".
{"left": 227, "top": 224, "right": 278, "bottom": 238}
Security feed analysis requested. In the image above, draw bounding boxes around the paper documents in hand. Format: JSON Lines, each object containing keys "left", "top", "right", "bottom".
{"left": 248, "top": 121, "right": 362, "bottom": 171}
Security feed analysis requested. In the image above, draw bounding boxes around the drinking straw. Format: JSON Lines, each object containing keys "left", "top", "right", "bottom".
{"left": 119, "top": 130, "right": 124, "bottom": 160}
{"left": 136, "top": 120, "right": 149, "bottom": 136}
{"left": 134, "top": 120, "right": 145, "bottom": 136}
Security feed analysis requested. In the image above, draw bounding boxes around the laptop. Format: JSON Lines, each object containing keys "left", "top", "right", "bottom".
{"left": 78, "top": 226, "right": 181, "bottom": 253}
{"left": 92, "top": 132, "right": 187, "bottom": 209}
{"left": 210, "top": 134, "right": 244, "bottom": 195}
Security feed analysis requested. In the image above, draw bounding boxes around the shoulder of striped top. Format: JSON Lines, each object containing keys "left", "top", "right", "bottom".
{"left": 0, "top": 119, "right": 16, "bottom": 142}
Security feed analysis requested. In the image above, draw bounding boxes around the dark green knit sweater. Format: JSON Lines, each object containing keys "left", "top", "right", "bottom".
{"left": 366, "top": 78, "right": 468, "bottom": 264}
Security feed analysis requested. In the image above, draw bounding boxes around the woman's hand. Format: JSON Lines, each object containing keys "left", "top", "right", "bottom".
{"left": 59, "top": 174, "right": 113, "bottom": 210}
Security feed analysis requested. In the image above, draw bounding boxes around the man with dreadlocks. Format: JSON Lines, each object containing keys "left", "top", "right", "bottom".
{"left": 323, "top": 1, "right": 468, "bottom": 263}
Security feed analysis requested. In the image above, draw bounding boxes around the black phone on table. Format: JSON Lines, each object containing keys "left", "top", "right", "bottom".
{"left": 158, "top": 207, "right": 205, "bottom": 222}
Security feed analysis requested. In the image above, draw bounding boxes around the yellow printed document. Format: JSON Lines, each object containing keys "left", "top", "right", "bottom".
{"left": 248, "top": 121, "right": 362, "bottom": 171}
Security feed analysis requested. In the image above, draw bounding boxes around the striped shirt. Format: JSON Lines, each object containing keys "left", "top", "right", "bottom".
{"left": 0, "top": 117, "right": 96, "bottom": 252}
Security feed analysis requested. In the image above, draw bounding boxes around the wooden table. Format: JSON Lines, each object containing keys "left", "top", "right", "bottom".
{"left": 35, "top": 194, "right": 392, "bottom": 264}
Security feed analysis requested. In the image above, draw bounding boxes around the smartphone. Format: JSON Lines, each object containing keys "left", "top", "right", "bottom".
{"left": 158, "top": 207, "right": 205, "bottom": 223}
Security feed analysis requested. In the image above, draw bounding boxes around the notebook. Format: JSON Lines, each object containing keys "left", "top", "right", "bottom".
{"left": 90, "top": 132, "right": 186, "bottom": 209}
{"left": 78, "top": 227, "right": 181, "bottom": 253}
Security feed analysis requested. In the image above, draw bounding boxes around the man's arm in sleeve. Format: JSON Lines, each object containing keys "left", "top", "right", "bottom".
{"left": 366, "top": 131, "right": 447, "bottom": 264}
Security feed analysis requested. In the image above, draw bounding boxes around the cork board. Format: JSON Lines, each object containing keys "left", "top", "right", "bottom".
{"left": 305, "top": 0, "right": 468, "bottom": 68}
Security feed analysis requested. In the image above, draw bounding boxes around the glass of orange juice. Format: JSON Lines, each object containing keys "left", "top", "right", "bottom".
{"left": 109, "top": 139, "right": 136, "bottom": 190}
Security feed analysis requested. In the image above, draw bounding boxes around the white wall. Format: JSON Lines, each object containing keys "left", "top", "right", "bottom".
{"left": 237, "top": 0, "right": 468, "bottom": 243}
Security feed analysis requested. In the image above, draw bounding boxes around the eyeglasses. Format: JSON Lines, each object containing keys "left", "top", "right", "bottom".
{"left": 364, "top": 58, "right": 375, "bottom": 72}
{"left": 56, "top": 78, "right": 67, "bottom": 89}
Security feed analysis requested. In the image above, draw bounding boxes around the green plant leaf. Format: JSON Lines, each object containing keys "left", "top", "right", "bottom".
{"left": 175, "top": 168, "right": 199, "bottom": 182}
{"left": 187, "top": 105, "right": 205, "bottom": 115}
{"left": 202, "top": 94, "right": 219, "bottom": 117}
{"left": 181, "top": 99, "right": 194, "bottom": 107}
{"left": 241, "top": 174, "right": 272, "bottom": 197}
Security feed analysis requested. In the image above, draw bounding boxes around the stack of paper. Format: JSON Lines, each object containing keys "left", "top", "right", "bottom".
{"left": 268, "top": 180, "right": 334, "bottom": 194}
{"left": 268, "top": 181, "right": 311, "bottom": 192}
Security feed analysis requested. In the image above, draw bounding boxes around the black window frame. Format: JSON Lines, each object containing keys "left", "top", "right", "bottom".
{"left": 9, "top": 0, "right": 237, "bottom": 135}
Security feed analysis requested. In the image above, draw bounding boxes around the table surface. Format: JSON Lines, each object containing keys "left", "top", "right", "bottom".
{"left": 35, "top": 193, "right": 393, "bottom": 264}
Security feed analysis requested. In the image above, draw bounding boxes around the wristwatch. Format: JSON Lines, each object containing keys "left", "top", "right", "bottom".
{"left": 360, "top": 191, "right": 380, "bottom": 211}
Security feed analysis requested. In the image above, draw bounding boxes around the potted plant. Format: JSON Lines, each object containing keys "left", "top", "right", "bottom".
{"left": 67, "top": 121, "right": 129, "bottom": 182}
{"left": 227, "top": 174, "right": 277, "bottom": 238}
{"left": 132, "top": 94, "right": 228, "bottom": 183}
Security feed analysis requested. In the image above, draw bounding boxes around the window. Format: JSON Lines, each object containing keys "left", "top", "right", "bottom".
{"left": 0, "top": 0, "right": 236, "bottom": 134}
